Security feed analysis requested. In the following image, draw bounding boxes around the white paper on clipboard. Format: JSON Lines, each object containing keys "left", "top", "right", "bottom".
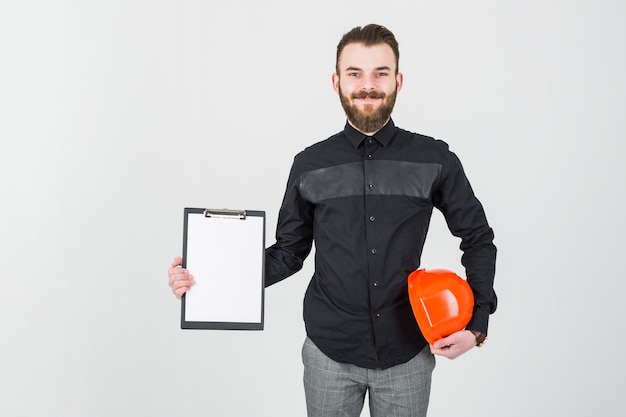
{"left": 180, "top": 208, "right": 265, "bottom": 330}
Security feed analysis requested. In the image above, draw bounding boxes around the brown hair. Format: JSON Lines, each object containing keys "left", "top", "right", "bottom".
{"left": 336, "top": 24, "right": 400, "bottom": 74}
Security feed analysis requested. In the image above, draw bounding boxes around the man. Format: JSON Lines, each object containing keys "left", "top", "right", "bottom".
{"left": 168, "top": 24, "right": 497, "bottom": 417}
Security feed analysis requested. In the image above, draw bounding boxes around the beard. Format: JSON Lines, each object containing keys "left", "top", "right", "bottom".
{"left": 339, "top": 86, "right": 398, "bottom": 134}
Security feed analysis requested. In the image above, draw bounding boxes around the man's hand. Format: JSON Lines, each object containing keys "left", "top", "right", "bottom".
{"left": 168, "top": 256, "right": 195, "bottom": 299}
{"left": 429, "top": 330, "right": 477, "bottom": 359}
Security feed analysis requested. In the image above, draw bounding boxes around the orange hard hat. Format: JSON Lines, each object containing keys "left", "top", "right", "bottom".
{"left": 407, "top": 268, "right": 474, "bottom": 345}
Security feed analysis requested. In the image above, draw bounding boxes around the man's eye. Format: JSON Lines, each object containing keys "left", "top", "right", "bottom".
{"left": 377, "top": 72, "right": 389, "bottom": 77}
{"left": 348, "top": 72, "right": 359, "bottom": 77}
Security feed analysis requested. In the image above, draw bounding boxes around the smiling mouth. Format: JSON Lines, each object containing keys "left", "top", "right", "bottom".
{"left": 354, "top": 96, "right": 383, "bottom": 107}
{"left": 352, "top": 91, "right": 386, "bottom": 100}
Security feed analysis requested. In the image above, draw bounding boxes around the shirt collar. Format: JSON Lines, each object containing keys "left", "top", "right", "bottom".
{"left": 343, "top": 119, "right": 397, "bottom": 149}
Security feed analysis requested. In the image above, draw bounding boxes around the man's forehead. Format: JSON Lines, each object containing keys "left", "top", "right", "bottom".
{"left": 338, "top": 42, "right": 397, "bottom": 71}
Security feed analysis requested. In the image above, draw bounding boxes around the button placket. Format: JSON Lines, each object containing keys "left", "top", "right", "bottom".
{"left": 363, "top": 135, "right": 384, "bottom": 324}
{"left": 363, "top": 136, "right": 378, "bottom": 194}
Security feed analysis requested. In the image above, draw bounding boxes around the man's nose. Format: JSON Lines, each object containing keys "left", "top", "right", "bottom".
{"left": 359, "top": 74, "right": 377, "bottom": 90}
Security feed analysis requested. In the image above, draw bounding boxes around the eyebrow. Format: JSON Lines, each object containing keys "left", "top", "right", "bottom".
{"left": 344, "top": 66, "right": 392, "bottom": 72}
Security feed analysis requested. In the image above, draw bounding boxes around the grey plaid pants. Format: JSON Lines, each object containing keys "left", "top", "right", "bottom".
{"left": 302, "top": 337, "right": 435, "bottom": 417}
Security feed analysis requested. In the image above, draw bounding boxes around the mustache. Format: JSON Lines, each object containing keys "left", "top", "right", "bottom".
{"left": 351, "top": 91, "right": 386, "bottom": 99}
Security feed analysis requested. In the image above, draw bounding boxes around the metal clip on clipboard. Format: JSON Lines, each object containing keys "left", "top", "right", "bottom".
{"left": 204, "top": 208, "right": 247, "bottom": 219}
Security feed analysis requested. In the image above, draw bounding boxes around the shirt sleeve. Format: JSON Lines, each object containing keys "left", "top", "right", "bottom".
{"left": 433, "top": 148, "right": 498, "bottom": 334}
{"left": 265, "top": 155, "right": 315, "bottom": 287}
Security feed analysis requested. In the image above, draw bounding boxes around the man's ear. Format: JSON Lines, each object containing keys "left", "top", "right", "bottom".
{"left": 332, "top": 73, "right": 340, "bottom": 93}
{"left": 396, "top": 72, "right": 404, "bottom": 92}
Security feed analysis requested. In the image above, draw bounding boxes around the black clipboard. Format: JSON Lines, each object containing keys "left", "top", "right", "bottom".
{"left": 181, "top": 208, "right": 266, "bottom": 330}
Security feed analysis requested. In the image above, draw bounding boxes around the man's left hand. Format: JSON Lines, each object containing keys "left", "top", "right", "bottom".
{"left": 429, "top": 330, "right": 477, "bottom": 359}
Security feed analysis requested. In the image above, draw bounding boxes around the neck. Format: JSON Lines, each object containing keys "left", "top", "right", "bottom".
{"left": 348, "top": 117, "right": 390, "bottom": 136}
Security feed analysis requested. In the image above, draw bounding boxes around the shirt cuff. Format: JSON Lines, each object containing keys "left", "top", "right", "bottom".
{"left": 467, "top": 308, "right": 490, "bottom": 335}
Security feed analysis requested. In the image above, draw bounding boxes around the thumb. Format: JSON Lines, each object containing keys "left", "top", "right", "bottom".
{"left": 432, "top": 336, "right": 450, "bottom": 349}
{"left": 171, "top": 256, "right": 182, "bottom": 267}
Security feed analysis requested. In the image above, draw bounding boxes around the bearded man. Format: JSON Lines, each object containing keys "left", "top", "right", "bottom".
{"left": 169, "top": 24, "right": 497, "bottom": 417}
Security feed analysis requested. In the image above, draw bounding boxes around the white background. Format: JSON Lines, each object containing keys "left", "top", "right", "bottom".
{"left": 1, "top": 1, "right": 625, "bottom": 416}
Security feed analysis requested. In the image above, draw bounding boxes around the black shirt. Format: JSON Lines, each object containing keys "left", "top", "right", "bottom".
{"left": 265, "top": 120, "right": 497, "bottom": 369}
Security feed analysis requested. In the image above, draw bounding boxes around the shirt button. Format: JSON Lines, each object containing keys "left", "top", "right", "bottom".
{"left": 367, "top": 137, "right": 374, "bottom": 144}
{"left": 369, "top": 216, "right": 375, "bottom": 222}
{"left": 368, "top": 184, "right": 375, "bottom": 190}
{"left": 367, "top": 154, "right": 373, "bottom": 160}
{"left": 375, "top": 313, "right": 381, "bottom": 318}
{"left": 371, "top": 248, "right": 377, "bottom": 254}
{"left": 373, "top": 281, "right": 379, "bottom": 287}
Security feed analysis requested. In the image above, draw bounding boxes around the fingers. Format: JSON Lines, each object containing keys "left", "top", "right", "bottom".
{"left": 432, "top": 334, "right": 454, "bottom": 349}
{"left": 168, "top": 256, "right": 189, "bottom": 284}
{"left": 168, "top": 265, "right": 189, "bottom": 282}
{"left": 168, "top": 256, "right": 194, "bottom": 299}
{"left": 430, "top": 343, "right": 462, "bottom": 360}
{"left": 173, "top": 284, "right": 192, "bottom": 300}
{"left": 169, "top": 271, "right": 195, "bottom": 299}
{"left": 429, "top": 330, "right": 476, "bottom": 359}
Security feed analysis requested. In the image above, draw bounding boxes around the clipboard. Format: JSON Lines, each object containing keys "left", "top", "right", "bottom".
{"left": 181, "top": 208, "right": 266, "bottom": 330}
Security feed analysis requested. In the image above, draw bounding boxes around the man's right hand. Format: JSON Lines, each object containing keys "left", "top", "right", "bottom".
{"left": 168, "top": 256, "right": 195, "bottom": 299}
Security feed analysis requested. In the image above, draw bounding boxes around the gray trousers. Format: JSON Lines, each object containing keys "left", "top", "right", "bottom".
{"left": 302, "top": 337, "right": 436, "bottom": 417}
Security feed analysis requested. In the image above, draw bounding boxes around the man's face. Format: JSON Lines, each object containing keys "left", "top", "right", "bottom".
{"left": 333, "top": 42, "right": 403, "bottom": 134}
